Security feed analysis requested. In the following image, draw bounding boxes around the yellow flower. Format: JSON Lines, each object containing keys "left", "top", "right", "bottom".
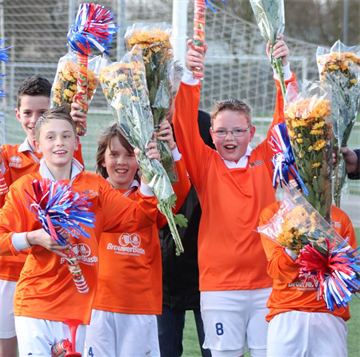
{"left": 311, "top": 162, "right": 321, "bottom": 168}
{"left": 310, "top": 129, "right": 323, "bottom": 135}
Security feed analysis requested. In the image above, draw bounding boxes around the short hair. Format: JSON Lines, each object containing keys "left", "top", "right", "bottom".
{"left": 17, "top": 75, "right": 52, "bottom": 108}
{"left": 210, "top": 99, "right": 252, "bottom": 126}
{"left": 35, "top": 105, "right": 76, "bottom": 142}
{"left": 96, "top": 122, "right": 135, "bottom": 179}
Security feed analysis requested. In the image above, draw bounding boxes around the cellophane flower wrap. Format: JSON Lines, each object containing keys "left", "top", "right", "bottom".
{"left": 249, "top": 0, "right": 286, "bottom": 97}
{"left": 284, "top": 81, "right": 333, "bottom": 222}
{"left": 124, "top": 23, "right": 178, "bottom": 184}
{"left": 98, "top": 48, "right": 185, "bottom": 256}
{"left": 257, "top": 185, "right": 360, "bottom": 310}
{"left": 317, "top": 41, "right": 360, "bottom": 207}
{"left": 50, "top": 50, "right": 101, "bottom": 109}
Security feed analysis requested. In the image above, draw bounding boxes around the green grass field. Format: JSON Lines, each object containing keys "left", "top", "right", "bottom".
{"left": 182, "top": 229, "right": 360, "bottom": 357}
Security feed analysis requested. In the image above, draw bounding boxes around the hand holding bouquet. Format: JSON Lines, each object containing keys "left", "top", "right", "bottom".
{"left": 317, "top": 41, "right": 360, "bottom": 207}
{"left": 284, "top": 81, "right": 333, "bottom": 222}
{"left": 258, "top": 185, "right": 360, "bottom": 310}
{"left": 124, "top": 23, "right": 178, "bottom": 183}
{"left": 99, "top": 48, "right": 186, "bottom": 255}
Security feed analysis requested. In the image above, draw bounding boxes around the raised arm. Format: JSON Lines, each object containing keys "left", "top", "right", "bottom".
{"left": 173, "top": 40, "right": 212, "bottom": 188}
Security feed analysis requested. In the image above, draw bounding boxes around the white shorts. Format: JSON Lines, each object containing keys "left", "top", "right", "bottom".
{"left": 201, "top": 288, "right": 271, "bottom": 357}
{"left": 85, "top": 309, "right": 160, "bottom": 357}
{"left": 0, "top": 279, "right": 17, "bottom": 338}
{"left": 267, "top": 311, "right": 348, "bottom": 357}
{"left": 15, "top": 316, "right": 86, "bottom": 356}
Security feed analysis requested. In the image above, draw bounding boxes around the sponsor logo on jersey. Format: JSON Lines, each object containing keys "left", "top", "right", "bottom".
{"left": 81, "top": 189, "right": 99, "bottom": 197}
{"left": 107, "top": 233, "right": 145, "bottom": 256}
{"left": 249, "top": 160, "right": 264, "bottom": 169}
{"left": 288, "top": 279, "right": 316, "bottom": 291}
{"left": 9, "top": 155, "right": 22, "bottom": 168}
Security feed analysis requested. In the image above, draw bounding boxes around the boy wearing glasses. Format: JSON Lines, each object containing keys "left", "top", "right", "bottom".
{"left": 173, "top": 35, "right": 295, "bottom": 357}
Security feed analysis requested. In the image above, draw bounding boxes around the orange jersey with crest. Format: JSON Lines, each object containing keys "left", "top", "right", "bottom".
{"left": 173, "top": 74, "right": 296, "bottom": 291}
{"left": 0, "top": 170, "right": 158, "bottom": 324}
{"left": 0, "top": 141, "right": 84, "bottom": 281}
{"left": 93, "top": 158, "right": 190, "bottom": 315}
{"left": 260, "top": 201, "right": 357, "bottom": 322}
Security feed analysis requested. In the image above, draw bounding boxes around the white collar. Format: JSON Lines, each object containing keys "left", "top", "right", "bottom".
{"left": 218, "top": 145, "right": 253, "bottom": 169}
{"left": 39, "top": 158, "right": 83, "bottom": 180}
{"left": 18, "top": 138, "right": 34, "bottom": 152}
{"left": 107, "top": 177, "right": 140, "bottom": 189}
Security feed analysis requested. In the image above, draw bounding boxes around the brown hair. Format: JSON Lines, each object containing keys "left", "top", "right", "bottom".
{"left": 210, "top": 99, "right": 252, "bottom": 126}
{"left": 96, "top": 122, "right": 136, "bottom": 180}
{"left": 34, "top": 105, "right": 76, "bottom": 141}
{"left": 17, "top": 75, "right": 52, "bottom": 108}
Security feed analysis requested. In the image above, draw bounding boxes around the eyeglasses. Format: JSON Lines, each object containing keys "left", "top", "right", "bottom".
{"left": 211, "top": 126, "right": 252, "bottom": 138}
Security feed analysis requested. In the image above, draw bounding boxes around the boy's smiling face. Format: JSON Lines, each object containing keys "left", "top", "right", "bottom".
{"left": 15, "top": 95, "right": 49, "bottom": 150}
{"left": 35, "top": 119, "right": 79, "bottom": 174}
{"left": 210, "top": 110, "right": 255, "bottom": 162}
{"left": 102, "top": 136, "right": 138, "bottom": 189}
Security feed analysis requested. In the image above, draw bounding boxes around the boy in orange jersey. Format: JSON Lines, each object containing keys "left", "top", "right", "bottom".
{"left": 173, "top": 35, "right": 295, "bottom": 357}
{"left": 0, "top": 76, "right": 84, "bottom": 357}
{"left": 84, "top": 121, "right": 190, "bottom": 357}
{"left": 259, "top": 198, "right": 357, "bottom": 357}
{"left": 0, "top": 106, "right": 160, "bottom": 356}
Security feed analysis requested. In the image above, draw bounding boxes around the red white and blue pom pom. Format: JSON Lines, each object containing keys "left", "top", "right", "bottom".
{"left": 67, "top": 3, "right": 119, "bottom": 56}
{"left": 269, "top": 123, "right": 309, "bottom": 194}
{"left": 0, "top": 38, "right": 10, "bottom": 103}
{"left": 298, "top": 238, "right": 360, "bottom": 311}
{"left": 25, "top": 178, "right": 96, "bottom": 246}
{"left": 0, "top": 38, "right": 10, "bottom": 63}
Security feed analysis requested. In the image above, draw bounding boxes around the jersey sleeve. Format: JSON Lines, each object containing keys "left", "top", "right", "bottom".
{"left": 100, "top": 178, "right": 159, "bottom": 234}
{"left": 173, "top": 82, "right": 212, "bottom": 189}
{"left": 0, "top": 181, "right": 40, "bottom": 256}
{"left": 156, "top": 155, "right": 191, "bottom": 229}
{"left": 256, "top": 72, "right": 298, "bottom": 174}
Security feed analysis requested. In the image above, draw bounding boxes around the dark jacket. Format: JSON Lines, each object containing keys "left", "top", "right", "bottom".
{"left": 159, "top": 110, "right": 215, "bottom": 310}
{"left": 348, "top": 149, "right": 360, "bottom": 180}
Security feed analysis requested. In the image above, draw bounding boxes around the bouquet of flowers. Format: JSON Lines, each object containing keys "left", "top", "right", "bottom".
{"left": 0, "top": 38, "right": 10, "bottom": 195}
{"left": 50, "top": 50, "right": 101, "bottom": 112}
{"left": 317, "top": 41, "right": 360, "bottom": 207}
{"left": 124, "top": 23, "right": 177, "bottom": 183}
{"left": 98, "top": 49, "right": 186, "bottom": 256}
{"left": 258, "top": 185, "right": 360, "bottom": 310}
{"left": 249, "top": 0, "right": 286, "bottom": 97}
{"left": 284, "top": 81, "right": 333, "bottom": 222}
{"left": 25, "top": 178, "right": 96, "bottom": 294}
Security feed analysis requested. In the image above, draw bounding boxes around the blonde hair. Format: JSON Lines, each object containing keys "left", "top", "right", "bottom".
{"left": 34, "top": 105, "right": 76, "bottom": 141}
{"left": 210, "top": 99, "right": 252, "bottom": 126}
